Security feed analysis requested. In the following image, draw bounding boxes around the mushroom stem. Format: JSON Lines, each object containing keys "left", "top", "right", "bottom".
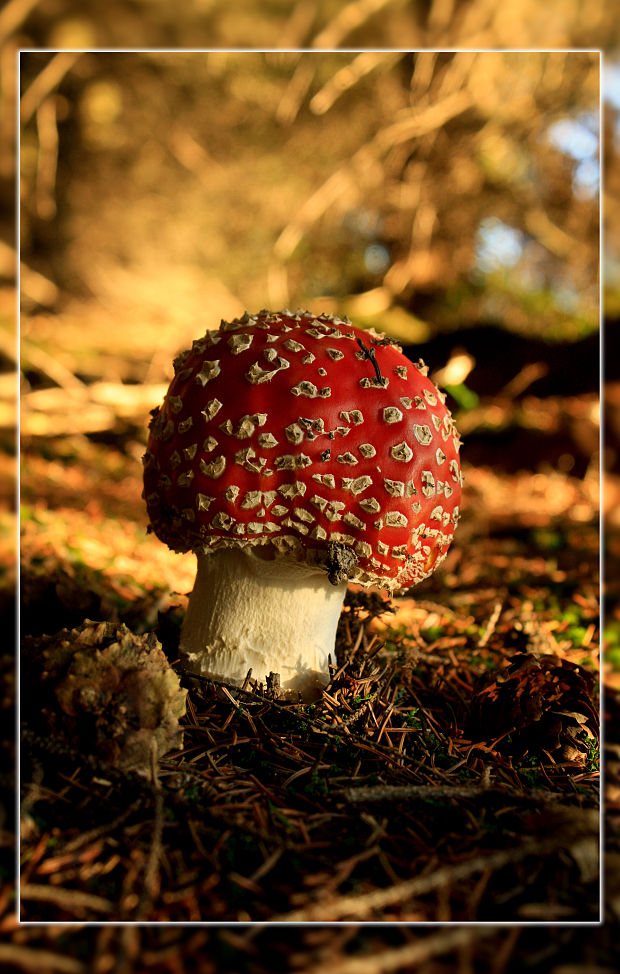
{"left": 180, "top": 547, "right": 348, "bottom": 700}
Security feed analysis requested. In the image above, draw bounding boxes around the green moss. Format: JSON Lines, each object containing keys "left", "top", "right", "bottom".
{"left": 604, "top": 623, "right": 620, "bottom": 670}
{"left": 303, "top": 768, "right": 329, "bottom": 799}
{"left": 519, "top": 767, "right": 542, "bottom": 787}
{"left": 183, "top": 784, "right": 202, "bottom": 801}
{"left": 561, "top": 605, "right": 584, "bottom": 625}
{"left": 269, "top": 802, "right": 294, "bottom": 831}
{"left": 565, "top": 625, "right": 588, "bottom": 646}
{"left": 404, "top": 707, "right": 422, "bottom": 729}
{"left": 469, "top": 653, "right": 499, "bottom": 671}
{"left": 221, "top": 832, "right": 260, "bottom": 871}
{"left": 606, "top": 646, "right": 620, "bottom": 670}
{"left": 422, "top": 625, "right": 444, "bottom": 642}
{"left": 530, "top": 528, "right": 566, "bottom": 552}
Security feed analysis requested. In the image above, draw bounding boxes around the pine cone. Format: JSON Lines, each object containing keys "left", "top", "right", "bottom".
{"left": 469, "top": 652, "right": 598, "bottom": 765}
{"left": 22, "top": 620, "right": 187, "bottom": 774}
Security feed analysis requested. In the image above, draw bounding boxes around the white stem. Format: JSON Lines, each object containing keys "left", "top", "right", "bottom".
{"left": 180, "top": 547, "right": 347, "bottom": 699}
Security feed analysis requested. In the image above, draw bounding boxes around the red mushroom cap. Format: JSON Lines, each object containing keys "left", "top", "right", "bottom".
{"left": 143, "top": 310, "right": 462, "bottom": 591}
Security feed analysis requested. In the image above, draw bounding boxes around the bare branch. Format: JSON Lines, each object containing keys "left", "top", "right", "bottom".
{"left": 311, "top": 0, "right": 409, "bottom": 49}
{"left": 20, "top": 52, "right": 82, "bottom": 126}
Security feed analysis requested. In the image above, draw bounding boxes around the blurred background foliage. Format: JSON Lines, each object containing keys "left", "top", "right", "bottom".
{"left": 0, "top": 4, "right": 615, "bottom": 395}
{"left": 14, "top": 51, "right": 602, "bottom": 457}
{"left": 0, "top": 0, "right": 617, "bottom": 50}
{"left": 16, "top": 50, "right": 600, "bottom": 340}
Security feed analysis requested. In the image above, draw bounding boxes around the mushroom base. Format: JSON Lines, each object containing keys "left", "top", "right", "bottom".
{"left": 180, "top": 547, "right": 348, "bottom": 700}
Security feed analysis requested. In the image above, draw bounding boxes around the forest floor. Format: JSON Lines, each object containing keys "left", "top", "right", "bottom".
{"left": 6, "top": 314, "right": 618, "bottom": 970}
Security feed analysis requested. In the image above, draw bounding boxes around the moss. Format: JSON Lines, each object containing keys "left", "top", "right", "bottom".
{"left": 606, "top": 646, "right": 620, "bottom": 670}
{"left": 301, "top": 768, "right": 329, "bottom": 799}
{"left": 565, "top": 625, "right": 588, "bottom": 646}
{"left": 519, "top": 767, "right": 542, "bottom": 787}
{"left": 404, "top": 708, "right": 422, "bottom": 729}
{"left": 530, "top": 528, "right": 566, "bottom": 552}
{"left": 422, "top": 625, "right": 445, "bottom": 641}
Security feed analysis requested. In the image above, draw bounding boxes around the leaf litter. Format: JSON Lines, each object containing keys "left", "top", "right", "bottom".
{"left": 17, "top": 448, "right": 601, "bottom": 927}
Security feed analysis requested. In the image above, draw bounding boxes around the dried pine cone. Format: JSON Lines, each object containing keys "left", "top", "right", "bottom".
{"left": 468, "top": 652, "right": 598, "bottom": 765}
{"left": 22, "top": 620, "right": 186, "bottom": 774}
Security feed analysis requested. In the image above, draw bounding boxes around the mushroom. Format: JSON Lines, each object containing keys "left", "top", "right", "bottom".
{"left": 143, "top": 310, "right": 462, "bottom": 699}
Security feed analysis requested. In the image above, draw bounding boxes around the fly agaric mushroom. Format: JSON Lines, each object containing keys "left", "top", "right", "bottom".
{"left": 143, "top": 310, "right": 462, "bottom": 699}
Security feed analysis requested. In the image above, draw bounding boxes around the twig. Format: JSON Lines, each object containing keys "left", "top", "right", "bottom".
{"left": 375, "top": 89, "right": 473, "bottom": 151}
{"left": 278, "top": 1, "right": 317, "bottom": 48}
{"left": 109, "top": 927, "right": 141, "bottom": 974}
{"left": 478, "top": 600, "right": 503, "bottom": 647}
{"left": 301, "top": 926, "right": 497, "bottom": 974}
{"left": 339, "top": 782, "right": 564, "bottom": 803}
{"left": 136, "top": 740, "right": 164, "bottom": 919}
{"left": 428, "top": 0, "right": 457, "bottom": 32}
{"left": 20, "top": 883, "right": 115, "bottom": 916}
{"left": 21, "top": 338, "right": 85, "bottom": 391}
{"left": 275, "top": 55, "right": 315, "bottom": 125}
{"left": 309, "top": 52, "right": 403, "bottom": 115}
{"left": 501, "top": 362, "right": 549, "bottom": 399}
{"left": 18, "top": 260, "right": 59, "bottom": 308}
{"left": 21, "top": 380, "right": 168, "bottom": 436}
{"left": 274, "top": 88, "right": 472, "bottom": 260}
{"left": 272, "top": 832, "right": 597, "bottom": 921}
{"left": 60, "top": 799, "right": 144, "bottom": 854}
{"left": 311, "top": 0, "right": 403, "bottom": 48}
{"left": 21, "top": 53, "right": 82, "bottom": 125}
{"left": 525, "top": 207, "right": 578, "bottom": 259}
{"left": 36, "top": 95, "right": 59, "bottom": 220}
{"left": 0, "top": 0, "right": 40, "bottom": 46}
{"left": 490, "top": 928, "right": 523, "bottom": 974}
{"left": 0, "top": 944, "right": 87, "bottom": 974}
